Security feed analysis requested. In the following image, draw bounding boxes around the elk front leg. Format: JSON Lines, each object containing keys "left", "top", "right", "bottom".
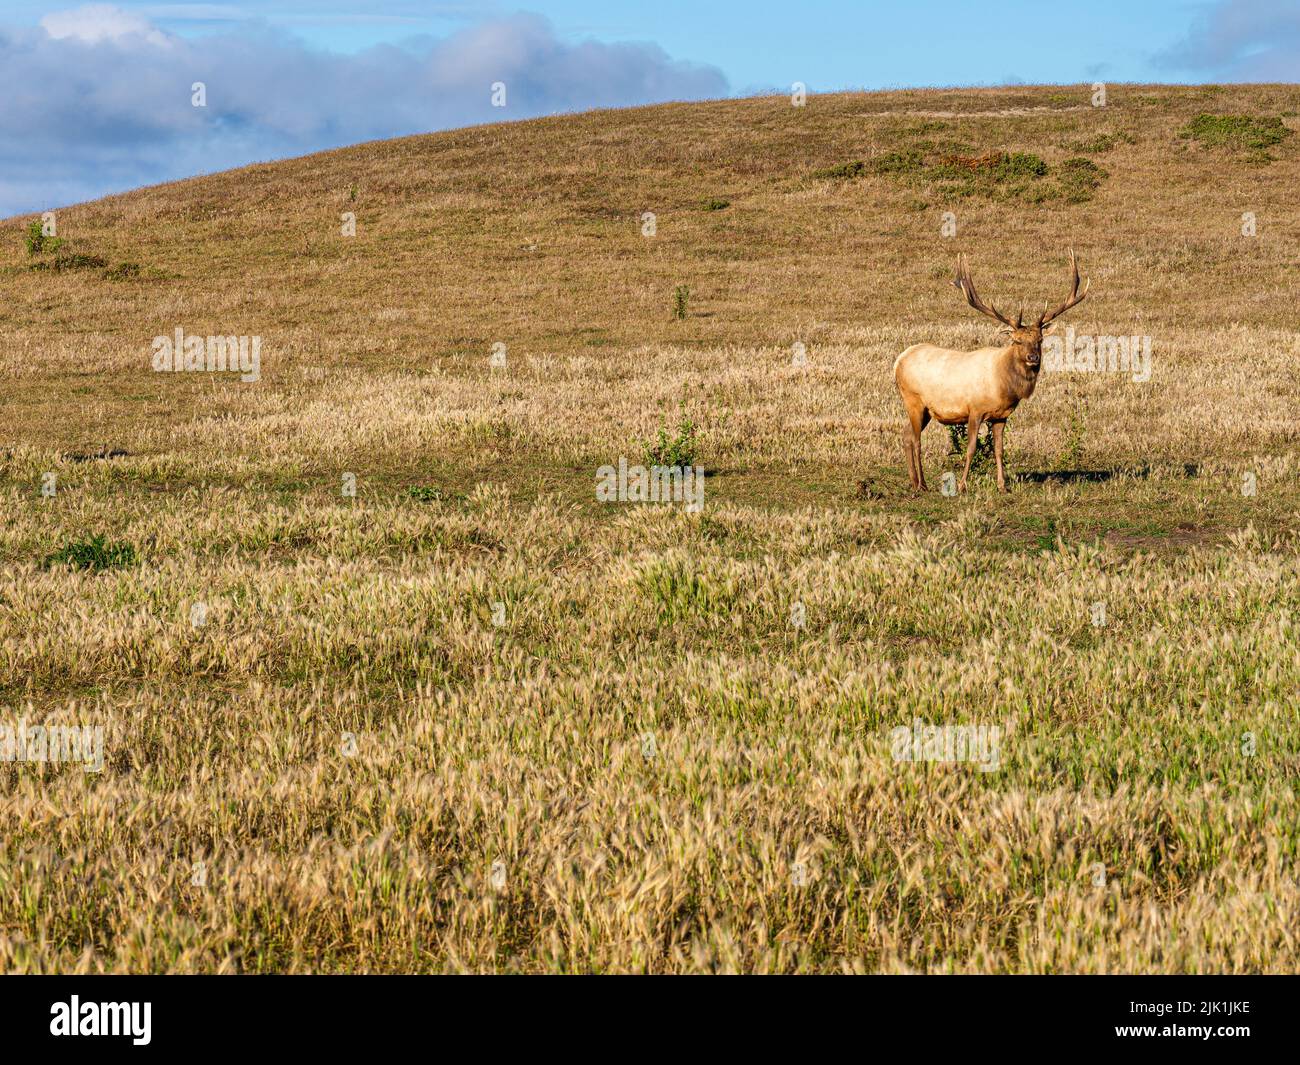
{"left": 958, "top": 413, "right": 982, "bottom": 493}
{"left": 991, "top": 420, "right": 1006, "bottom": 493}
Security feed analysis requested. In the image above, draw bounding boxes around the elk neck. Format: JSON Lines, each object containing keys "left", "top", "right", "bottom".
{"left": 999, "top": 342, "right": 1041, "bottom": 402}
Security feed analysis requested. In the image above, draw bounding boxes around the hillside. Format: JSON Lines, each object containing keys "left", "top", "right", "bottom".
{"left": 1, "top": 85, "right": 1299, "bottom": 973}
{"left": 4, "top": 84, "right": 1300, "bottom": 497}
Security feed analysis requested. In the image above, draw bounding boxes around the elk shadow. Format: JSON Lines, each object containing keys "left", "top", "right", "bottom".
{"left": 64, "top": 448, "right": 130, "bottom": 463}
{"left": 1012, "top": 463, "right": 1185, "bottom": 485}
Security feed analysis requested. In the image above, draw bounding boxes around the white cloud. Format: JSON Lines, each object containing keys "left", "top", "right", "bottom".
{"left": 41, "top": 3, "right": 173, "bottom": 46}
{"left": 0, "top": 7, "right": 729, "bottom": 217}
{"left": 1156, "top": 0, "right": 1300, "bottom": 81}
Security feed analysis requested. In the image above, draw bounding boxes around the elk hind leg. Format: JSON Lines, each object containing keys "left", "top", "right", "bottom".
{"left": 901, "top": 423, "right": 918, "bottom": 490}
{"left": 903, "top": 405, "right": 930, "bottom": 492}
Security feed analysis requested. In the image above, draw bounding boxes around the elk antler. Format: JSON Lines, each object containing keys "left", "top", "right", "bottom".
{"left": 1038, "top": 248, "right": 1089, "bottom": 327}
{"left": 953, "top": 255, "right": 1020, "bottom": 329}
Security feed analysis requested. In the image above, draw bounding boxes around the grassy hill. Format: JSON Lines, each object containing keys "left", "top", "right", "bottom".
{"left": 1, "top": 84, "right": 1299, "bottom": 973}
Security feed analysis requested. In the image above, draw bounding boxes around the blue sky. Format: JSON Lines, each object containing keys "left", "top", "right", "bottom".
{"left": 1, "top": 0, "right": 1297, "bottom": 217}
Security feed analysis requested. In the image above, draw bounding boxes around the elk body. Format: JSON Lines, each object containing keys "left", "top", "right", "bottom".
{"left": 893, "top": 251, "right": 1088, "bottom": 492}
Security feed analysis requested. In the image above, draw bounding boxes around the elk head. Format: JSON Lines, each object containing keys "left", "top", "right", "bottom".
{"left": 953, "top": 250, "right": 1089, "bottom": 369}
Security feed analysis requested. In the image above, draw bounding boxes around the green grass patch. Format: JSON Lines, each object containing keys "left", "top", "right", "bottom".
{"left": 850, "top": 148, "right": 1108, "bottom": 204}
{"left": 30, "top": 252, "right": 109, "bottom": 273}
{"left": 1181, "top": 113, "right": 1292, "bottom": 161}
{"left": 44, "top": 534, "right": 139, "bottom": 572}
{"left": 871, "top": 151, "right": 923, "bottom": 176}
{"left": 1057, "top": 158, "right": 1109, "bottom": 203}
{"left": 103, "top": 261, "right": 142, "bottom": 281}
{"left": 812, "top": 160, "right": 868, "bottom": 179}
{"left": 404, "top": 485, "right": 445, "bottom": 502}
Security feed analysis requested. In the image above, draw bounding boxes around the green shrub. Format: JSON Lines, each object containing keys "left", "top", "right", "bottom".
{"left": 947, "top": 423, "right": 996, "bottom": 473}
{"left": 871, "top": 147, "right": 1102, "bottom": 202}
{"left": 643, "top": 412, "right": 698, "bottom": 468}
{"left": 870, "top": 151, "right": 924, "bottom": 176}
{"left": 30, "top": 252, "right": 108, "bottom": 273}
{"left": 931, "top": 151, "right": 1047, "bottom": 179}
{"left": 672, "top": 284, "right": 690, "bottom": 320}
{"left": 1181, "top": 113, "right": 1290, "bottom": 153}
{"left": 24, "top": 220, "right": 65, "bottom": 257}
{"left": 700, "top": 197, "right": 730, "bottom": 211}
{"left": 813, "top": 160, "right": 868, "bottom": 179}
{"left": 1056, "top": 394, "right": 1087, "bottom": 470}
{"left": 103, "top": 262, "right": 142, "bottom": 281}
{"left": 816, "top": 148, "right": 1100, "bottom": 201}
{"left": 1058, "top": 158, "right": 1108, "bottom": 203}
{"left": 993, "top": 151, "right": 1049, "bottom": 178}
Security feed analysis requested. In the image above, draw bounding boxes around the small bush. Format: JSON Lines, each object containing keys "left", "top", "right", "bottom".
{"left": 103, "top": 262, "right": 142, "bottom": 281}
{"left": 643, "top": 413, "right": 698, "bottom": 468}
{"left": 936, "top": 151, "right": 1047, "bottom": 179}
{"left": 1181, "top": 114, "right": 1291, "bottom": 155}
{"left": 24, "top": 220, "right": 65, "bottom": 257}
{"left": 1058, "top": 158, "right": 1108, "bottom": 203}
{"left": 31, "top": 252, "right": 108, "bottom": 273}
{"left": 1056, "top": 394, "right": 1087, "bottom": 470}
{"left": 999, "top": 151, "right": 1049, "bottom": 178}
{"left": 947, "top": 423, "right": 995, "bottom": 473}
{"left": 404, "top": 485, "right": 445, "bottom": 503}
{"left": 870, "top": 151, "right": 924, "bottom": 176}
{"left": 813, "top": 160, "right": 868, "bottom": 179}
{"left": 873, "top": 148, "right": 1092, "bottom": 202}
{"left": 45, "top": 534, "right": 138, "bottom": 572}
{"left": 700, "top": 197, "right": 730, "bottom": 211}
{"left": 672, "top": 285, "right": 690, "bottom": 320}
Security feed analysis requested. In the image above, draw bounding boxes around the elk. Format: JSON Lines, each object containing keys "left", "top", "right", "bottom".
{"left": 893, "top": 250, "right": 1089, "bottom": 493}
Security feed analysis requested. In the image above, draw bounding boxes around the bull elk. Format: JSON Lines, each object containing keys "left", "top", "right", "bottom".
{"left": 893, "top": 250, "right": 1089, "bottom": 493}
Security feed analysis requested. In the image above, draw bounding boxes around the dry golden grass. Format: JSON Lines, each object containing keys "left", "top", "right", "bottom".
{"left": 1, "top": 84, "right": 1298, "bottom": 972}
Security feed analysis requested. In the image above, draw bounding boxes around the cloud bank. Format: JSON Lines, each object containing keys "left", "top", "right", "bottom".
{"left": 0, "top": 4, "right": 729, "bottom": 217}
{"left": 1156, "top": 0, "right": 1300, "bottom": 81}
